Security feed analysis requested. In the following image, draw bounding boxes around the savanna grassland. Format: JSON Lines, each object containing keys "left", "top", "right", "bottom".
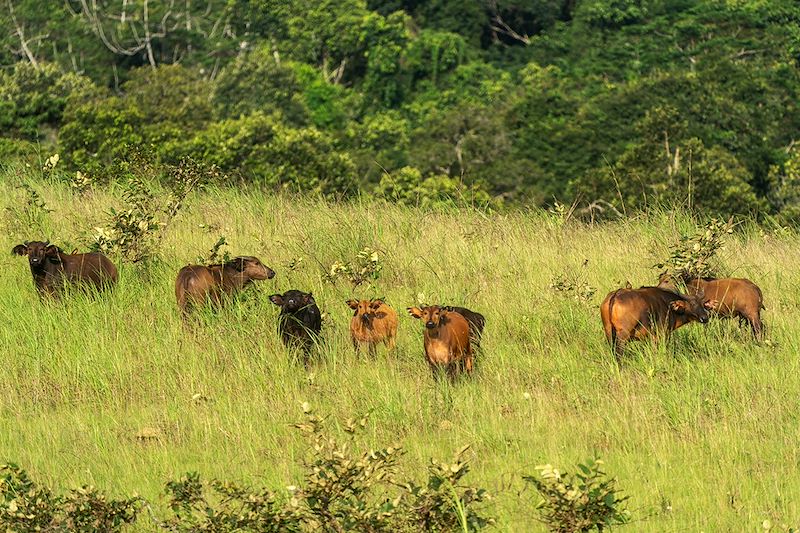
{"left": 1, "top": 173, "right": 799, "bottom": 532}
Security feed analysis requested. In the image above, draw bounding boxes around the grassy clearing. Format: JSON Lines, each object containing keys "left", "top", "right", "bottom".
{"left": 1, "top": 173, "right": 799, "bottom": 531}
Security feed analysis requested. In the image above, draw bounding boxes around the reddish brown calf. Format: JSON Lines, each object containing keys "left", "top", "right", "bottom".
{"left": 346, "top": 299, "right": 398, "bottom": 357}
{"left": 407, "top": 305, "right": 472, "bottom": 378}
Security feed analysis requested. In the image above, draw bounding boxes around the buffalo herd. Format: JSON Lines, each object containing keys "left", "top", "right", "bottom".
{"left": 11, "top": 240, "right": 765, "bottom": 375}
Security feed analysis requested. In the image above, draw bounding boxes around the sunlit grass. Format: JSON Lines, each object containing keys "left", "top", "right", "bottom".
{"left": 0, "top": 172, "right": 798, "bottom": 531}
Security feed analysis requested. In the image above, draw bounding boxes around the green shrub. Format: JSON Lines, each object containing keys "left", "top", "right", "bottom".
{"left": 376, "top": 166, "right": 493, "bottom": 208}
{"left": 654, "top": 217, "right": 734, "bottom": 281}
{"left": 324, "top": 247, "right": 383, "bottom": 288}
{"left": 212, "top": 47, "right": 309, "bottom": 124}
{"left": 0, "top": 62, "right": 95, "bottom": 140}
{"left": 176, "top": 112, "right": 356, "bottom": 196}
{"left": 768, "top": 145, "right": 800, "bottom": 224}
{"left": 163, "top": 473, "right": 302, "bottom": 532}
{"left": 0, "top": 463, "right": 142, "bottom": 532}
{"left": 91, "top": 156, "right": 209, "bottom": 262}
{"left": 59, "top": 96, "right": 145, "bottom": 178}
{"left": 524, "top": 458, "right": 629, "bottom": 533}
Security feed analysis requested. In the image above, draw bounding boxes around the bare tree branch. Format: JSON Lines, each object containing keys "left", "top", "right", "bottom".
{"left": 7, "top": 0, "right": 42, "bottom": 68}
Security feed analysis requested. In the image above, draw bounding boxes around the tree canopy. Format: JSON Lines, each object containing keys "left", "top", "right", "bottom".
{"left": 2, "top": 0, "right": 799, "bottom": 216}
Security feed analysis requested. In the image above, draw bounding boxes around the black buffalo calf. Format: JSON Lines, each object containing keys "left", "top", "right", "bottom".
{"left": 269, "top": 289, "right": 322, "bottom": 359}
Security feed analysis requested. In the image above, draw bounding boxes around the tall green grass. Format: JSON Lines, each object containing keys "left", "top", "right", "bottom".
{"left": 0, "top": 174, "right": 798, "bottom": 531}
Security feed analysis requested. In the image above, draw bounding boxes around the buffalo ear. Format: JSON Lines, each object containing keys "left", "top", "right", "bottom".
{"left": 233, "top": 257, "right": 247, "bottom": 271}
{"left": 407, "top": 307, "right": 423, "bottom": 319}
{"left": 669, "top": 300, "right": 687, "bottom": 314}
{"left": 303, "top": 293, "right": 314, "bottom": 303}
{"left": 269, "top": 294, "right": 284, "bottom": 306}
{"left": 346, "top": 299, "right": 359, "bottom": 310}
{"left": 704, "top": 299, "right": 719, "bottom": 310}
{"left": 11, "top": 244, "right": 27, "bottom": 256}
{"left": 45, "top": 245, "right": 63, "bottom": 262}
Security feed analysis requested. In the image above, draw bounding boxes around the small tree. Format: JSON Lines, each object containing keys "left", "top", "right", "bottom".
{"left": 654, "top": 217, "right": 734, "bottom": 282}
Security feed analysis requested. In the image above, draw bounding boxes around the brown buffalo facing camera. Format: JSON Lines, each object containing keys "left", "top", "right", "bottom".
{"left": 12, "top": 241, "right": 118, "bottom": 297}
{"left": 407, "top": 305, "right": 472, "bottom": 379}
{"left": 175, "top": 256, "right": 274, "bottom": 316}
{"left": 658, "top": 273, "right": 764, "bottom": 339}
{"left": 600, "top": 286, "right": 717, "bottom": 360}
{"left": 346, "top": 298, "right": 398, "bottom": 357}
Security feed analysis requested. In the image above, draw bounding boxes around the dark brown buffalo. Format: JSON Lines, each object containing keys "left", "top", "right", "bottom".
{"left": 600, "top": 286, "right": 717, "bottom": 359}
{"left": 443, "top": 306, "right": 485, "bottom": 348}
{"left": 175, "top": 256, "right": 274, "bottom": 316}
{"left": 12, "top": 240, "right": 118, "bottom": 297}
{"left": 658, "top": 273, "right": 764, "bottom": 339}
{"left": 269, "top": 290, "right": 322, "bottom": 359}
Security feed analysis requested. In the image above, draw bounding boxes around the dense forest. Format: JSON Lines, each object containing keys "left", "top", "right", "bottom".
{"left": 2, "top": 0, "right": 800, "bottom": 218}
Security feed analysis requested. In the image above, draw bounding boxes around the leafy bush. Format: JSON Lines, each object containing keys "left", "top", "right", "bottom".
{"left": 325, "top": 247, "right": 383, "bottom": 288}
{"left": 91, "top": 156, "right": 209, "bottom": 262}
{"left": 59, "top": 96, "right": 145, "bottom": 177}
{"left": 0, "top": 62, "right": 95, "bottom": 140}
{"left": 162, "top": 406, "right": 493, "bottom": 532}
{"left": 175, "top": 112, "right": 356, "bottom": 196}
{"left": 768, "top": 145, "right": 800, "bottom": 224}
{"left": 163, "top": 473, "right": 302, "bottom": 532}
{"left": 0, "top": 407, "right": 499, "bottom": 532}
{"left": 399, "top": 445, "right": 494, "bottom": 532}
{"left": 524, "top": 458, "right": 629, "bottom": 533}
{"left": 578, "top": 0, "right": 650, "bottom": 28}
{"left": 654, "top": 217, "right": 734, "bottom": 282}
{"left": 212, "top": 47, "right": 309, "bottom": 124}
{"left": 376, "top": 166, "right": 493, "bottom": 207}
{"left": 549, "top": 260, "right": 597, "bottom": 304}
{"left": 196, "top": 236, "right": 232, "bottom": 265}
{"left": 0, "top": 463, "right": 142, "bottom": 532}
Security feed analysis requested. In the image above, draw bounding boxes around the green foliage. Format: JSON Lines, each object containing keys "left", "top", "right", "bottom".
{"left": 59, "top": 96, "right": 144, "bottom": 178}
{"left": 3, "top": 0, "right": 800, "bottom": 215}
{"left": 177, "top": 112, "right": 356, "bottom": 196}
{"left": 654, "top": 217, "right": 735, "bottom": 281}
{"left": 399, "top": 445, "right": 494, "bottom": 532}
{"left": 3, "top": 181, "right": 51, "bottom": 237}
{"left": 577, "top": 0, "right": 650, "bottom": 28}
{"left": 768, "top": 146, "right": 800, "bottom": 224}
{"left": 196, "top": 236, "right": 232, "bottom": 265}
{"left": 213, "top": 48, "right": 309, "bottom": 124}
{"left": 163, "top": 473, "right": 303, "bottom": 532}
{"left": 123, "top": 65, "right": 214, "bottom": 146}
{"left": 325, "top": 247, "right": 383, "bottom": 288}
{"left": 0, "top": 410, "right": 492, "bottom": 532}
{"left": 549, "top": 260, "right": 597, "bottom": 304}
{"left": 0, "top": 463, "right": 142, "bottom": 532}
{"left": 0, "top": 62, "right": 95, "bottom": 140}
{"left": 524, "top": 459, "right": 630, "bottom": 533}
{"left": 291, "top": 409, "right": 402, "bottom": 531}
{"left": 91, "top": 156, "right": 208, "bottom": 262}
{"left": 377, "top": 166, "right": 493, "bottom": 208}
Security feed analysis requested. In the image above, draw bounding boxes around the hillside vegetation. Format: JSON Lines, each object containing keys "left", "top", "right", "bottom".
{"left": 1, "top": 169, "right": 799, "bottom": 530}
{"left": 3, "top": 0, "right": 800, "bottom": 218}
